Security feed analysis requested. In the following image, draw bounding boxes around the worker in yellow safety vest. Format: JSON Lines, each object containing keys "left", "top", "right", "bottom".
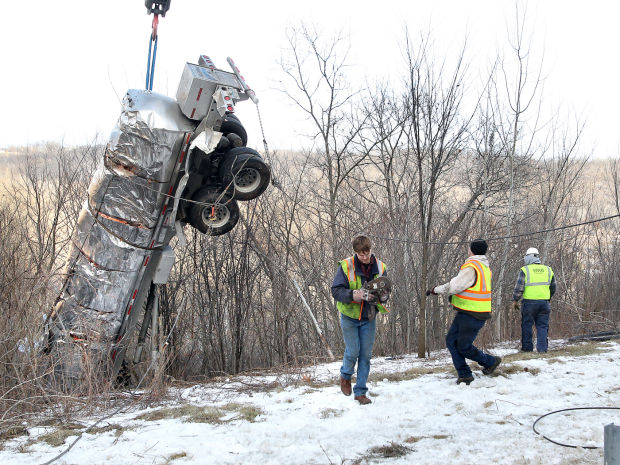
{"left": 331, "top": 234, "right": 389, "bottom": 405}
{"left": 426, "top": 239, "right": 501, "bottom": 385}
{"left": 512, "top": 247, "right": 556, "bottom": 352}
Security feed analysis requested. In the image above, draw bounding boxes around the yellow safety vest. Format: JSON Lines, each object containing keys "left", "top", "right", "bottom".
{"left": 336, "top": 256, "right": 388, "bottom": 320}
{"left": 521, "top": 264, "right": 554, "bottom": 300}
{"left": 450, "top": 259, "right": 492, "bottom": 313}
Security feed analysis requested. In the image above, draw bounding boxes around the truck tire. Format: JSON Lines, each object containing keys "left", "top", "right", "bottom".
{"left": 218, "top": 147, "right": 271, "bottom": 201}
{"left": 189, "top": 189, "right": 239, "bottom": 235}
{"left": 220, "top": 115, "right": 247, "bottom": 147}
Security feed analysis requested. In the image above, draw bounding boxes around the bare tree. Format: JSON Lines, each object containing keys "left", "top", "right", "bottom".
{"left": 399, "top": 32, "right": 479, "bottom": 357}
{"left": 278, "top": 24, "right": 371, "bottom": 262}
{"left": 490, "top": 3, "right": 545, "bottom": 338}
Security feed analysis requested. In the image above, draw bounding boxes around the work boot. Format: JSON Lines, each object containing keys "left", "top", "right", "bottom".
{"left": 354, "top": 395, "right": 372, "bottom": 405}
{"left": 482, "top": 356, "right": 502, "bottom": 375}
{"left": 456, "top": 376, "right": 474, "bottom": 385}
{"left": 340, "top": 376, "right": 352, "bottom": 396}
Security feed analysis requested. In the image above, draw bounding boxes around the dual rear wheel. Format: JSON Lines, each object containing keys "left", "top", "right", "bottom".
{"left": 187, "top": 116, "right": 270, "bottom": 236}
{"left": 189, "top": 189, "right": 239, "bottom": 236}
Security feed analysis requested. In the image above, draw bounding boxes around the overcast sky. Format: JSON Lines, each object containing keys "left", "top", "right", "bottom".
{"left": 2, "top": 0, "right": 619, "bottom": 158}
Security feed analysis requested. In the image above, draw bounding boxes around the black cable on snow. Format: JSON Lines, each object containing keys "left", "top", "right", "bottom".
{"left": 568, "top": 331, "right": 620, "bottom": 343}
{"left": 532, "top": 407, "right": 620, "bottom": 449}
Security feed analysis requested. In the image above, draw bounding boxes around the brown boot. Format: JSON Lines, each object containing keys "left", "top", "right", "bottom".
{"left": 340, "top": 377, "right": 352, "bottom": 396}
{"left": 354, "top": 395, "right": 372, "bottom": 405}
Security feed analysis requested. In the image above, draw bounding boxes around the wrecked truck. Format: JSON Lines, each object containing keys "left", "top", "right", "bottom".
{"left": 46, "top": 55, "right": 270, "bottom": 388}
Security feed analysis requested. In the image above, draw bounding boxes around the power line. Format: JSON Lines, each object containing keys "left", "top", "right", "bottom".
{"left": 365, "top": 213, "right": 620, "bottom": 246}
{"left": 265, "top": 167, "right": 620, "bottom": 246}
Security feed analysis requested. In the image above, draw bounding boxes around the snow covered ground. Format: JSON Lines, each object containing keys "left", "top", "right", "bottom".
{"left": 3, "top": 339, "right": 619, "bottom": 465}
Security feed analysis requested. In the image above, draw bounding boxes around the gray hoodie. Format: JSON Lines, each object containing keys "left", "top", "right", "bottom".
{"left": 513, "top": 256, "right": 556, "bottom": 301}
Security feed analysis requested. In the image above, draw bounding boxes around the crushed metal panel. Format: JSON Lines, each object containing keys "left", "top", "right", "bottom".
{"left": 49, "top": 90, "right": 194, "bottom": 382}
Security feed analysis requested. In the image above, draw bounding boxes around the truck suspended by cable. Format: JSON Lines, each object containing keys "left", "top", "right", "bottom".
{"left": 45, "top": 0, "right": 271, "bottom": 389}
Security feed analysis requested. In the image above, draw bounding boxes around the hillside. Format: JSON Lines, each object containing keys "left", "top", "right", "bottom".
{"left": 2, "top": 339, "right": 618, "bottom": 465}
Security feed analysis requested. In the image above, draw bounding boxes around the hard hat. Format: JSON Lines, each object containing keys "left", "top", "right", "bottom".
{"left": 525, "top": 247, "right": 539, "bottom": 256}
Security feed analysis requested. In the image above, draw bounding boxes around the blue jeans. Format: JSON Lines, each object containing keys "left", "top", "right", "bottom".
{"left": 521, "top": 300, "right": 550, "bottom": 352}
{"left": 446, "top": 312, "right": 496, "bottom": 378}
{"left": 340, "top": 314, "right": 376, "bottom": 396}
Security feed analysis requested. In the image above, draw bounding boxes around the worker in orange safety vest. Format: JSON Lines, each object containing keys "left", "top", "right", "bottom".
{"left": 427, "top": 239, "right": 501, "bottom": 385}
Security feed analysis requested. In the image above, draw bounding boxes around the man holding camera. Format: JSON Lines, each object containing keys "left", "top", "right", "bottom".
{"left": 331, "top": 234, "right": 389, "bottom": 405}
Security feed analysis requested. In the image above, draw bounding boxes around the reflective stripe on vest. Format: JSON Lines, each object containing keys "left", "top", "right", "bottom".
{"left": 521, "top": 264, "right": 553, "bottom": 300}
{"left": 336, "top": 256, "right": 387, "bottom": 319}
{"left": 450, "top": 259, "right": 492, "bottom": 313}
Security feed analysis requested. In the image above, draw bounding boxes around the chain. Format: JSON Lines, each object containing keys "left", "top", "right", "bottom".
{"left": 255, "top": 104, "right": 271, "bottom": 163}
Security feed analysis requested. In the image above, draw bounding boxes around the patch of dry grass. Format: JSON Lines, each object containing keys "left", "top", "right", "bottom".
{"left": 367, "top": 342, "right": 610, "bottom": 387}
{"left": 39, "top": 427, "right": 78, "bottom": 447}
{"left": 134, "top": 402, "right": 264, "bottom": 424}
{"left": 496, "top": 341, "right": 611, "bottom": 378}
{"left": 404, "top": 434, "right": 450, "bottom": 443}
{"left": 87, "top": 423, "right": 125, "bottom": 435}
{"left": 220, "top": 402, "right": 244, "bottom": 412}
{"left": 0, "top": 425, "right": 29, "bottom": 442}
{"left": 319, "top": 408, "right": 344, "bottom": 419}
{"left": 500, "top": 365, "right": 541, "bottom": 376}
{"left": 504, "top": 341, "right": 611, "bottom": 364}
{"left": 135, "top": 404, "right": 222, "bottom": 423}
{"left": 369, "top": 365, "right": 448, "bottom": 383}
{"left": 186, "top": 407, "right": 224, "bottom": 424}
{"left": 163, "top": 451, "right": 187, "bottom": 464}
{"left": 366, "top": 442, "right": 413, "bottom": 459}
{"left": 300, "top": 374, "right": 332, "bottom": 389}
{"left": 235, "top": 406, "right": 264, "bottom": 423}
{"left": 135, "top": 406, "right": 183, "bottom": 422}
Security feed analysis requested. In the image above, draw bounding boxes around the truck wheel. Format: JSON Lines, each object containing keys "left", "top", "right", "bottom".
{"left": 219, "top": 147, "right": 271, "bottom": 201}
{"left": 220, "top": 115, "right": 247, "bottom": 147}
{"left": 189, "top": 189, "right": 239, "bottom": 235}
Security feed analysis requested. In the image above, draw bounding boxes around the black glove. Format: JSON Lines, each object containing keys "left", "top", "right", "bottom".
{"left": 426, "top": 287, "right": 437, "bottom": 296}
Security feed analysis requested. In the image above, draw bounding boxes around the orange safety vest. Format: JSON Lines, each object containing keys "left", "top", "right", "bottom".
{"left": 450, "top": 259, "right": 492, "bottom": 313}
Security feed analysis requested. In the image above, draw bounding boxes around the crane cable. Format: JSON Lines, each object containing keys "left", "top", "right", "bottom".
{"left": 145, "top": 16, "right": 158, "bottom": 90}
{"left": 144, "top": 1, "right": 171, "bottom": 91}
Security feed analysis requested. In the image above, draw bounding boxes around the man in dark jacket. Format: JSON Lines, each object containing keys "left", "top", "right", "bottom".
{"left": 331, "top": 234, "right": 388, "bottom": 405}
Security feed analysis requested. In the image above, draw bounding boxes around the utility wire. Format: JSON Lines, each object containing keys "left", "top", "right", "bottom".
{"left": 270, "top": 178, "right": 620, "bottom": 246}
{"left": 365, "top": 213, "right": 620, "bottom": 245}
